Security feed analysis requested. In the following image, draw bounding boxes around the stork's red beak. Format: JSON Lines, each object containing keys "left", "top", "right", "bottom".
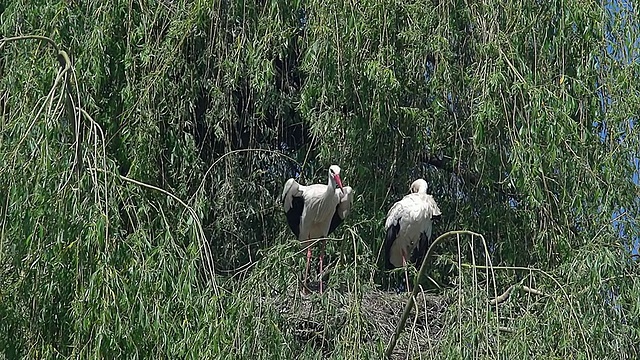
{"left": 334, "top": 174, "right": 344, "bottom": 190}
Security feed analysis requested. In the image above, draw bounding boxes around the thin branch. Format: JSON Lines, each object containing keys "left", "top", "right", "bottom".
{"left": 498, "top": 326, "right": 515, "bottom": 333}
{"left": 2, "top": 36, "right": 80, "bottom": 179}
{"left": 421, "top": 154, "right": 522, "bottom": 199}
{"left": 76, "top": 107, "right": 109, "bottom": 248}
{"left": 489, "top": 284, "right": 546, "bottom": 305}
{"left": 0, "top": 35, "right": 61, "bottom": 53}
{"left": 459, "top": 264, "right": 588, "bottom": 350}
{"left": 89, "top": 167, "right": 220, "bottom": 296}
{"left": 490, "top": 286, "right": 514, "bottom": 305}
{"left": 385, "top": 230, "right": 485, "bottom": 359}
{"left": 189, "top": 148, "right": 301, "bottom": 204}
{"left": 522, "top": 285, "right": 545, "bottom": 296}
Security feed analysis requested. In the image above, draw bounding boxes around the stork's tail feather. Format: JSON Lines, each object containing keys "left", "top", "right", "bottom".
{"left": 281, "top": 178, "right": 297, "bottom": 211}
{"left": 411, "top": 232, "right": 431, "bottom": 269}
{"left": 384, "top": 221, "right": 400, "bottom": 270}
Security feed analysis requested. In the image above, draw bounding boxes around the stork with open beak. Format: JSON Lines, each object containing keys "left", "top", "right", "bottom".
{"left": 384, "top": 178, "right": 441, "bottom": 291}
{"left": 281, "top": 165, "right": 354, "bottom": 293}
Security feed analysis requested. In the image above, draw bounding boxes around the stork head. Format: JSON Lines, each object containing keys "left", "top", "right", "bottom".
{"left": 410, "top": 179, "right": 429, "bottom": 194}
{"left": 328, "top": 164, "right": 344, "bottom": 191}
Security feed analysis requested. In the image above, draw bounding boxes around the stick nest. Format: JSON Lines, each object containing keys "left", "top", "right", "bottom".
{"left": 267, "top": 282, "right": 449, "bottom": 358}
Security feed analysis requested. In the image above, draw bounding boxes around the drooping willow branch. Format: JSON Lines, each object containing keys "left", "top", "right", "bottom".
{"left": 384, "top": 230, "right": 485, "bottom": 358}
{"left": 1, "top": 35, "right": 82, "bottom": 173}
{"left": 189, "top": 148, "right": 302, "bottom": 204}
{"left": 0, "top": 35, "right": 61, "bottom": 52}
{"left": 88, "top": 167, "right": 220, "bottom": 296}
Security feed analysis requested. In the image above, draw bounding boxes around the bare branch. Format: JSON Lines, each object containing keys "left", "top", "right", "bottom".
{"left": 522, "top": 286, "right": 546, "bottom": 297}
{"left": 490, "top": 286, "right": 514, "bottom": 305}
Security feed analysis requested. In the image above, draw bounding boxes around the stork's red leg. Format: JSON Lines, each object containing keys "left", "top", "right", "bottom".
{"left": 402, "top": 250, "right": 410, "bottom": 292}
{"left": 319, "top": 240, "right": 325, "bottom": 294}
{"left": 304, "top": 245, "right": 312, "bottom": 288}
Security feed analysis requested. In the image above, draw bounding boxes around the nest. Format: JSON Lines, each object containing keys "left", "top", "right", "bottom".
{"left": 268, "top": 281, "right": 449, "bottom": 358}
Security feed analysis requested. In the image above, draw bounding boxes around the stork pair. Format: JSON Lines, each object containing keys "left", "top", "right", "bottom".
{"left": 281, "top": 165, "right": 441, "bottom": 293}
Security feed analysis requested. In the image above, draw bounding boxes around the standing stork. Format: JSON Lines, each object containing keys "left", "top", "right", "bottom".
{"left": 281, "top": 165, "right": 354, "bottom": 293}
{"left": 384, "top": 178, "right": 441, "bottom": 291}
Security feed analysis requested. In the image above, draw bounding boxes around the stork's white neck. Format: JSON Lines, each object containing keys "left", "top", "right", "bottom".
{"left": 411, "top": 179, "right": 429, "bottom": 194}
{"left": 326, "top": 173, "right": 341, "bottom": 199}
{"left": 327, "top": 173, "right": 334, "bottom": 190}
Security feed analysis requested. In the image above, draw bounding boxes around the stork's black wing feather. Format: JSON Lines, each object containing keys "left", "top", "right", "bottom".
{"left": 327, "top": 205, "right": 343, "bottom": 236}
{"left": 384, "top": 219, "right": 401, "bottom": 270}
{"left": 285, "top": 196, "right": 304, "bottom": 239}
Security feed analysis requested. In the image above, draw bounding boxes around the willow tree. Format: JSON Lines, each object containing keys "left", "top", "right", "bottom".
{"left": 1, "top": 0, "right": 638, "bottom": 358}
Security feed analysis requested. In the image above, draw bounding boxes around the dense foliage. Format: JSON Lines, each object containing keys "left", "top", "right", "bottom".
{"left": 1, "top": 0, "right": 639, "bottom": 358}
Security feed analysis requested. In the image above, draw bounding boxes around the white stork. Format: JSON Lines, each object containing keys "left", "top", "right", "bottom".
{"left": 384, "top": 178, "right": 441, "bottom": 291}
{"left": 281, "top": 165, "right": 354, "bottom": 293}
